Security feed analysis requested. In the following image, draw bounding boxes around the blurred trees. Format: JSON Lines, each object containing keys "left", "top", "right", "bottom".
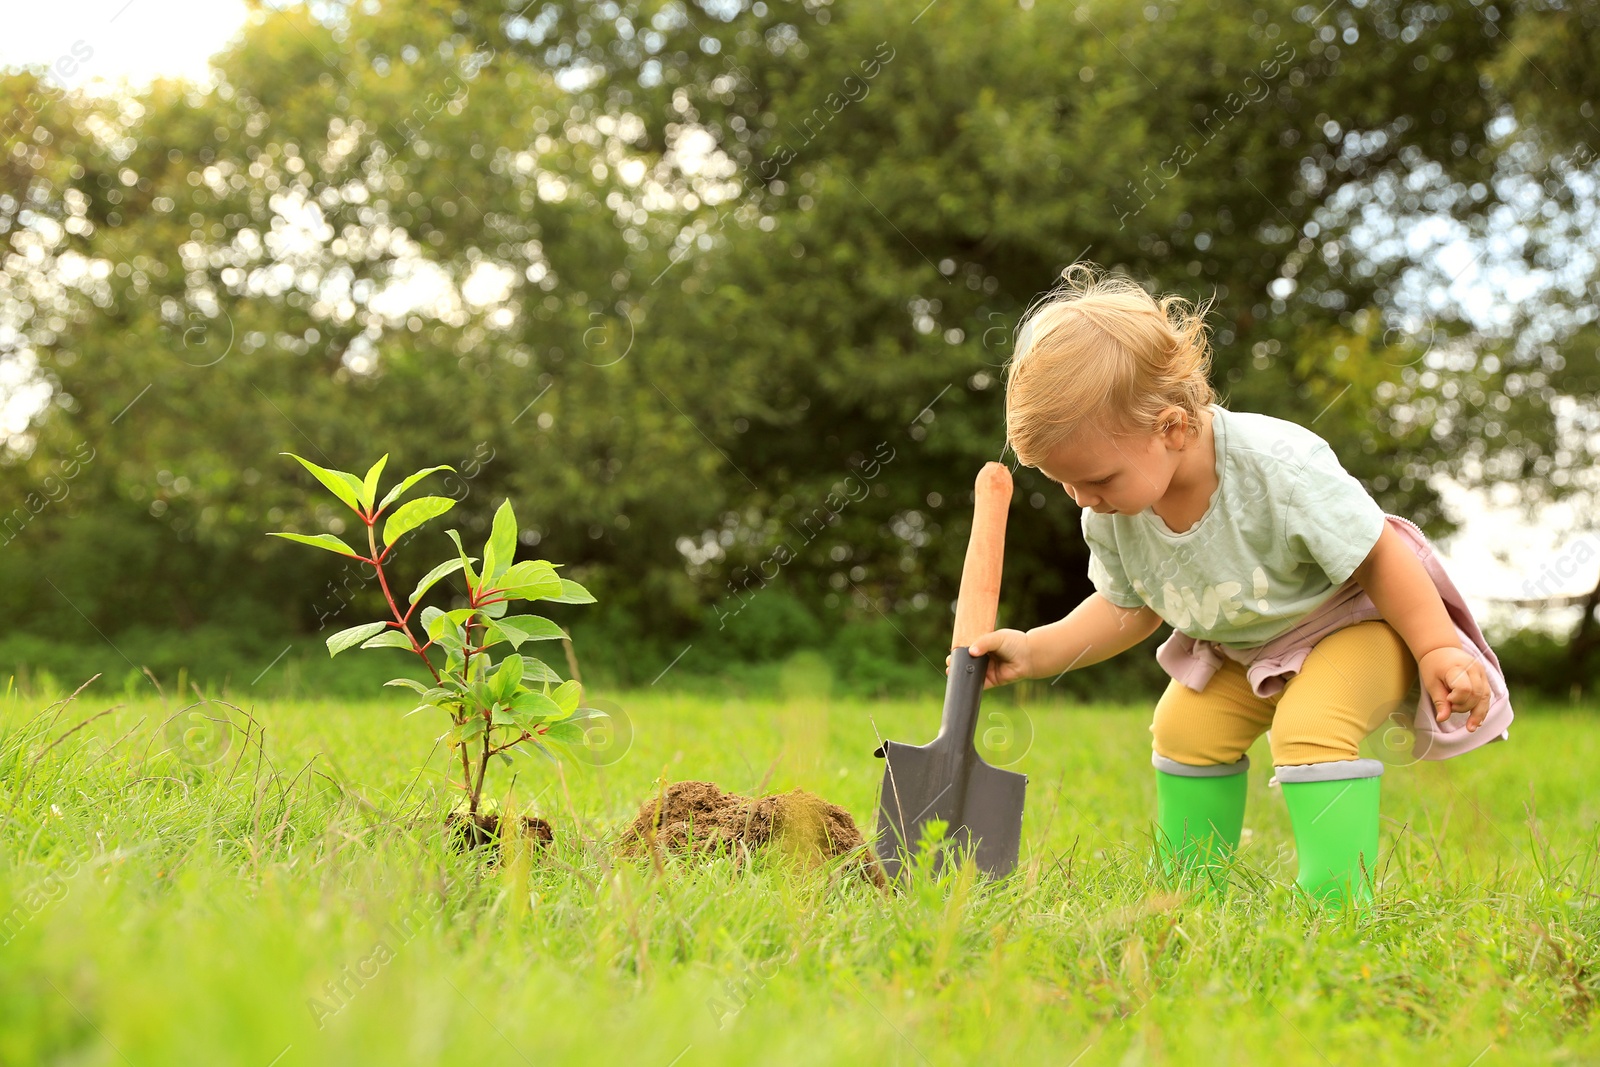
{"left": 0, "top": 0, "right": 1595, "bottom": 687}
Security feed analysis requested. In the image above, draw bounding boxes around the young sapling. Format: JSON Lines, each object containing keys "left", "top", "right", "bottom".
{"left": 268, "top": 453, "right": 600, "bottom": 829}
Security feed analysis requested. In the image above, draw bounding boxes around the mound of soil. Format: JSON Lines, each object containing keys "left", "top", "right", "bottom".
{"left": 446, "top": 810, "right": 554, "bottom": 853}
{"left": 621, "top": 780, "right": 887, "bottom": 888}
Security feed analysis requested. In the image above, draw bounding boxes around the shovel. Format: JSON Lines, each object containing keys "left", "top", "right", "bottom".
{"left": 873, "top": 461, "right": 1026, "bottom": 881}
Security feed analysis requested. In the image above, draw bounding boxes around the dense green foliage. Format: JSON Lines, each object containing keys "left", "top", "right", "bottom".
{"left": 3, "top": 687, "right": 1599, "bottom": 1063}
{"left": 0, "top": 0, "right": 1596, "bottom": 687}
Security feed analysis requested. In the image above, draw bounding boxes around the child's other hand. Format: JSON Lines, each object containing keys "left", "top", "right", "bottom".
{"left": 946, "top": 629, "right": 1033, "bottom": 689}
{"left": 1418, "top": 646, "right": 1491, "bottom": 731}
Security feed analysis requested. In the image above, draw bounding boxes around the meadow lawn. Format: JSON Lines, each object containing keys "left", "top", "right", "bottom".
{"left": 3, "top": 681, "right": 1598, "bottom": 1066}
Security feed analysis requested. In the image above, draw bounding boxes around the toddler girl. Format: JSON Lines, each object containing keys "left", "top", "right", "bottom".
{"left": 961, "top": 265, "right": 1513, "bottom": 907}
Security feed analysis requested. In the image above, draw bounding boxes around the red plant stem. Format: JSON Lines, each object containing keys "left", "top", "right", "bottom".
{"left": 470, "top": 729, "right": 492, "bottom": 817}
{"left": 363, "top": 510, "right": 467, "bottom": 807}
{"left": 366, "top": 525, "right": 407, "bottom": 629}
{"left": 364, "top": 523, "right": 441, "bottom": 685}
{"left": 487, "top": 724, "right": 549, "bottom": 757}
{"left": 487, "top": 732, "right": 530, "bottom": 757}
{"left": 459, "top": 728, "right": 475, "bottom": 807}
{"left": 455, "top": 583, "right": 493, "bottom": 814}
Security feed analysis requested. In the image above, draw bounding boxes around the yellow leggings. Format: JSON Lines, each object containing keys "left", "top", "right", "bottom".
{"left": 1151, "top": 620, "right": 1419, "bottom": 767}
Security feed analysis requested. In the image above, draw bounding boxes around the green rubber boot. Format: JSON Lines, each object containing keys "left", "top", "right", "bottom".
{"left": 1153, "top": 754, "right": 1249, "bottom": 894}
{"left": 1278, "top": 759, "right": 1383, "bottom": 910}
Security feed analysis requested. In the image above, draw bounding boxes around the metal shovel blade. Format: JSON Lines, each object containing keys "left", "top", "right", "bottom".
{"left": 873, "top": 647, "right": 1027, "bottom": 881}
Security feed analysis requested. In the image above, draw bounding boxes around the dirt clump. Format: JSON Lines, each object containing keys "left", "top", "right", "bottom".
{"left": 446, "top": 810, "right": 554, "bottom": 854}
{"left": 621, "top": 780, "right": 887, "bottom": 888}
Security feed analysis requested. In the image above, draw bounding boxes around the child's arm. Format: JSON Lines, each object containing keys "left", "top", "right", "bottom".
{"left": 947, "top": 592, "right": 1163, "bottom": 690}
{"left": 1352, "top": 524, "right": 1491, "bottom": 730}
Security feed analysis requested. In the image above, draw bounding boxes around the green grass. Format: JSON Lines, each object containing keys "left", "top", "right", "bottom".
{"left": 2, "top": 681, "right": 1598, "bottom": 1065}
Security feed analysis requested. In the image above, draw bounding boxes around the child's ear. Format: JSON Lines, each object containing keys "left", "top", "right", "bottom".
{"left": 1156, "top": 406, "right": 1188, "bottom": 445}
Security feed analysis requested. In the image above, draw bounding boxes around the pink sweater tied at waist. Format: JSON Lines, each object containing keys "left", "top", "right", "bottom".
{"left": 1154, "top": 514, "right": 1514, "bottom": 762}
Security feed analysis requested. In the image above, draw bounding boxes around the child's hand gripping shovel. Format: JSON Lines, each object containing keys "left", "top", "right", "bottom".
{"left": 872, "top": 462, "right": 1026, "bottom": 880}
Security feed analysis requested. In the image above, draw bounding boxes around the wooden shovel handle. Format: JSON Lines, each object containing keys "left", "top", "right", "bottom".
{"left": 950, "top": 462, "right": 1013, "bottom": 650}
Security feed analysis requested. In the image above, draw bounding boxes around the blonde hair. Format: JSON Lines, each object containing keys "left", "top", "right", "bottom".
{"left": 1004, "top": 263, "right": 1216, "bottom": 467}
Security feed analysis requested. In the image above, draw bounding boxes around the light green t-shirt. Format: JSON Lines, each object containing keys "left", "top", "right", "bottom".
{"left": 1082, "top": 404, "right": 1386, "bottom": 648}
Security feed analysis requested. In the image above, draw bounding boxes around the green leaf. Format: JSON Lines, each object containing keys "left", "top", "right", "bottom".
{"left": 360, "top": 454, "right": 389, "bottom": 510}
{"left": 458, "top": 715, "right": 488, "bottom": 742}
{"left": 424, "top": 608, "right": 466, "bottom": 651}
{"left": 267, "top": 532, "right": 366, "bottom": 560}
{"left": 520, "top": 656, "right": 562, "bottom": 685}
{"left": 328, "top": 622, "right": 387, "bottom": 657}
{"left": 378, "top": 465, "right": 453, "bottom": 512}
{"left": 384, "top": 678, "right": 429, "bottom": 694}
{"left": 383, "top": 496, "right": 456, "bottom": 547}
{"left": 489, "top": 655, "right": 524, "bottom": 702}
{"left": 283, "top": 453, "right": 366, "bottom": 514}
{"left": 543, "top": 720, "right": 586, "bottom": 746}
{"left": 550, "top": 679, "right": 583, "bottom": 717}
{"left": 504, "top": 709, "right": 539, "bottom": 734}
{"left": 511, "top": 688, "right": 562, "bottom": 722}
{"left": 445, "top": 530, "right": 480, "bottom": 588}
{"left": 546, "top": 578, "right": 597, "bottom": 605}
{"left": 474, "top": 626, "right": 508, "bottom": 653}
{"left": 491, "top": 615, "right": 566, "bottom": 648}
{"left": 481, "top": 500, "right": 518, "bottom": 584}
{"left": 497, "top": 560, "right": 562, "bottom": 600}
{"left": 361, "top": 630, "right": 415, "bottom": 651}
{"left": 409, "top": 558, "right": 465, "bottom": 605}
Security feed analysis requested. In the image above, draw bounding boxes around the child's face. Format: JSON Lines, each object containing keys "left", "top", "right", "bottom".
{"left": 1037, "top": 419, "right": 1187, "bottom": 516}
